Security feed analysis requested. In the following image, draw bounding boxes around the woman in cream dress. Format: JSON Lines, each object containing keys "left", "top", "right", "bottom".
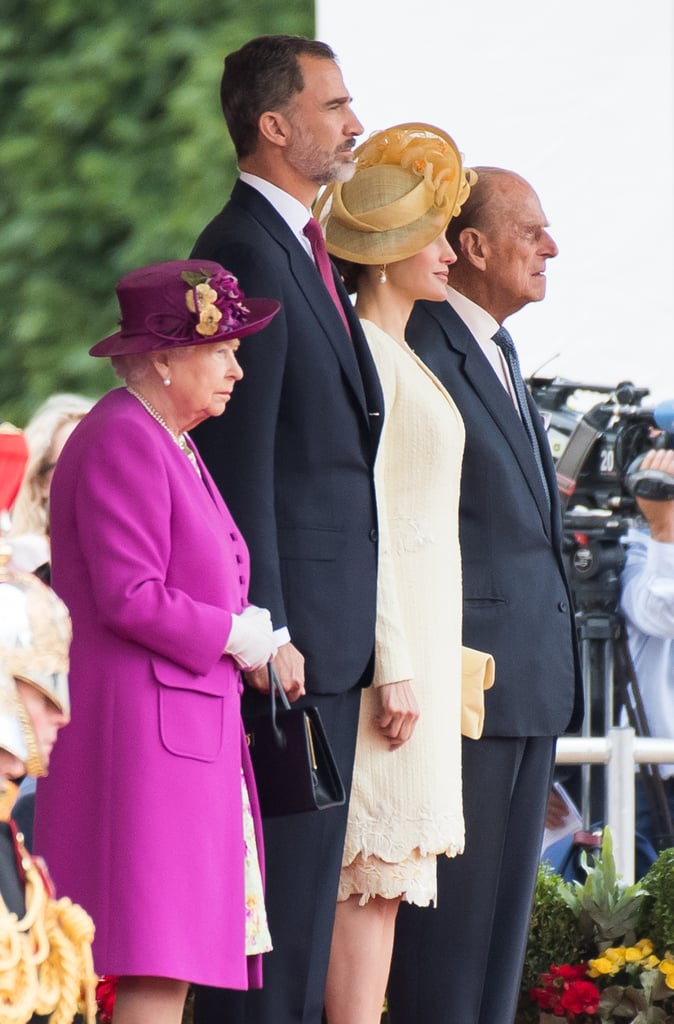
{"left": 316, "top": 125, "right": 494, "bottom": 1024}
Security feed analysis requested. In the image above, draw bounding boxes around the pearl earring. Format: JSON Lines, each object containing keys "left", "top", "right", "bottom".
{"left": 378, "top": 266, "right": 387, "bottom": 284}
{"left": 163, "top": 377, "right": 171, "bottom": 387}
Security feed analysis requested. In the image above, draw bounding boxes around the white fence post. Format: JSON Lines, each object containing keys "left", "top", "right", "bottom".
{"left": 606, "top": 727, "right": 636, "bottom": 883}
{"left": 555, "top": 732, "right": 674, "bottom": 882}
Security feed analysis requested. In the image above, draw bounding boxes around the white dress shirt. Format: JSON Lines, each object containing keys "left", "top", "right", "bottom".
{"left": 239, "top": 171, "right": 314, "bottom": 261}
{"left": 446, "top": 286, "right": 519, "bottom": 409}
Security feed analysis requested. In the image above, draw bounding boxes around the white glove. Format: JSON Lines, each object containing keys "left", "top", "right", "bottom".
{"left": 224, "top": 605, "right": 278, "bottom": 671}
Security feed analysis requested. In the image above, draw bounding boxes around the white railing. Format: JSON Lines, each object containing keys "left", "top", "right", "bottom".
{"left": 556, "top": 728, "right": 674, "bottom": 882}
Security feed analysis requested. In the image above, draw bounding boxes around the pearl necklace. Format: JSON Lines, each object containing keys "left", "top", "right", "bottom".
{"left": 126, "top": 387, "right": 201, "bottom": 476}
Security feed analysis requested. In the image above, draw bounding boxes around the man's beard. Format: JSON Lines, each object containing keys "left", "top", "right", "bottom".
{"left": 286, "top": 125, "right": 356, "bottom": 186}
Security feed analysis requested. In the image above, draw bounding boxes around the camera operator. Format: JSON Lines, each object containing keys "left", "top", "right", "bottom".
{"left": 621, "top": 447, "right": 674, "bottom": 861}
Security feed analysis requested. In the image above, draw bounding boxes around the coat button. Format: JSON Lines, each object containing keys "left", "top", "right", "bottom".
{"left": 558, "top": 600, "right": 568, "bottom": 612}
{"left": 369, "top": 528, "right": 378, "bottom": 543}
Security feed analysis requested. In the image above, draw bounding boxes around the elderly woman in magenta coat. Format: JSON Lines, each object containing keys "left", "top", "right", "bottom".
{"left": 34, "top": 260, "right": 281, "bottom": 1024}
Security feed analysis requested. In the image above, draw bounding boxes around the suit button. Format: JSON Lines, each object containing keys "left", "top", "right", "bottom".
{"left": 369, "top": 528, "right": 378, "bottom": 543}
{"left": 558, "top": 600, "right": 568, "bottom": 612}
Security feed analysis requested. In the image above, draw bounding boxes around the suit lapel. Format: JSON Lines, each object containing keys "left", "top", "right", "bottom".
{"left": 231, "top": 182, "right": 379, "bottom": 428}
{"left": 428, "top": 301, "right": 553, "bottom": 535}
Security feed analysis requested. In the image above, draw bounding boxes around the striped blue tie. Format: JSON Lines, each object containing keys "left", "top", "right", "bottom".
{"left": 493, "top": 325, "right": 551, "bottom": 508}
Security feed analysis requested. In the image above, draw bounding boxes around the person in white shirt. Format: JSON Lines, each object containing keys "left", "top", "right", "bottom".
{"left": 621, "top": 447, "right": 674, "bottom": 859}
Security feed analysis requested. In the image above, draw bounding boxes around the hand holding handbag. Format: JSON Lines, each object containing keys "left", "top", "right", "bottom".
{"left": 244, "top": 664, "right": 346, "bottom": 817}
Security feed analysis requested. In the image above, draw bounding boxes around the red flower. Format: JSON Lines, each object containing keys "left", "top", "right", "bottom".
{"left": 530, "top": 963, "right": 600, "bottom": 1020}
{"left": 96, "top": 975, "right": 118, "bottom": 1024}
{"left": 560, "top": 979, "right": 601, "bottom": 1015}
{"left": 555, "top": 963, "right": 588, "bottom": 982}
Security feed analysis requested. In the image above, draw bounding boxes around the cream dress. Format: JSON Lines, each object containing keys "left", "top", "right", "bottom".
{"left": 340, "top": 319, "right": 466, "bottom": 908}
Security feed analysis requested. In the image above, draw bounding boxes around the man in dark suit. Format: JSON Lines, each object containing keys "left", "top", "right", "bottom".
{"left": 387, "top": 167, "right": 584, "bottom": 1024}
{"left": 189, "top": 36, "right": 384, "bottom": 1024}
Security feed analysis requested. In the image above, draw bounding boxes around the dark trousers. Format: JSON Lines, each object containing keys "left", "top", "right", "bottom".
{"left": 194, "top": 686, "right": 361, "bottom": 1024}
{"left": 387, "top": 735, "right": 556, "bottom": 1024}
{"left": 635, "top": 775, "right": 674, "bottom": 875}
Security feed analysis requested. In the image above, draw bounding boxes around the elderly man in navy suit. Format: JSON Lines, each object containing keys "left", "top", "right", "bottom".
{"left": 189, "top": 35, "right": 384, "bottom": 1024}
{"left": 387, "top": 167, "right": 584, "bottom": 1024}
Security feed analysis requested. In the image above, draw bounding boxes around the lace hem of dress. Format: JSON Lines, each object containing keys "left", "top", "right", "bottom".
{"left": 339, "top": 848, "right": 438, "bottom": 907}
{"left": 342, "top": 812, "right": 464, "bottom": 867}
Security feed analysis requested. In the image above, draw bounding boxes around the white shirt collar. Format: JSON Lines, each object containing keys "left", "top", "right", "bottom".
{"left": 239, "top": 172, "right": 313, "bottom": 257}
{"left": 446, "top": 285, "right": 512, "bottom": 395}
{"left": 446, "top": 286, "right": 499, "bottom": 347}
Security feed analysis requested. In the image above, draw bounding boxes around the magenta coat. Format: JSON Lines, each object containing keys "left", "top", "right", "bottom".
{"left": 34, "top": 388, "right": 265, "bottom": 989}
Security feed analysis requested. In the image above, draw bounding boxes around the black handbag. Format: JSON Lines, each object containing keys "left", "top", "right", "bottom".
{"left": 244, "top": 664, "right": 346, "bottom": 817}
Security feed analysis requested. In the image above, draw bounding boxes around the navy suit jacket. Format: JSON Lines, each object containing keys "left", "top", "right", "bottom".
{"left": 191, "top": 180, "right": 384, "bottom": 696}
{"left": 407, "top": 299, "right": 583, "bottom": 735}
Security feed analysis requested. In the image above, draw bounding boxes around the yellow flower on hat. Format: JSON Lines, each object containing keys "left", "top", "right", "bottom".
{"left": 185, "top": 282, "right": 218, "bottom": 313}
{"left": 184, "top": 281, "right": 223, "bottom": 336}
{"left": 195, "top": 303, "right": 223, "bottom": 337}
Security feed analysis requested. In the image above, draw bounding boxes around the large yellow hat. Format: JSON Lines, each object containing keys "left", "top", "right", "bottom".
{"left": 314, "top": 122, "right": 474, "bottom": 265}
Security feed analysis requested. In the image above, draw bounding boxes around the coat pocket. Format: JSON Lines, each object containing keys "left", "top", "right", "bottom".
{"left": 152, "top": 659, "right": 226, "bottom": 762}
{"left": 158, "top": 686, "right": 225, "bottom": 762}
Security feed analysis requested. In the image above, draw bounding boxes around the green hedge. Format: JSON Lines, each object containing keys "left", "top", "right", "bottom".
{"left": 0, "top": 0, "right": 313, "bottom": 425}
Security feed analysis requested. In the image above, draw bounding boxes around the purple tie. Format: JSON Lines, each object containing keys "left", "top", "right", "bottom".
{"left": 303, "top": 218, "right": 351, "bottom": 334}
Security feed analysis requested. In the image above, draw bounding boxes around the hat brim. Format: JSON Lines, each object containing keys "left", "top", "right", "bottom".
{"left": 89, "top": 297, "right": 281, "bottom": 358}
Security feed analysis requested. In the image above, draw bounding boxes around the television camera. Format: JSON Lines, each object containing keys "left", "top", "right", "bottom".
{"left": 530, "top": 378, "right": 674, "bottom": 838}
{"left": 528, "top": 377, "right": 674, "bottom": 612}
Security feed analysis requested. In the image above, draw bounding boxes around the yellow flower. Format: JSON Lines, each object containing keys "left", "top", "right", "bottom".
{"left": 588, "top": 956, "right": 617, "bottom": 977}
{"left": 660, "top": 954, "right": 674, "bottom": 990}
{"left": 196, "top": 303, "right": 223, "bottom": 337}
{"left": 588, "top": 946, "right": 633, "bottom": 977}
{"left": 186, "top": 282, "right": 218, "bottom": 313}
{"left": 635, "top": 938, "right": 655, "bottom": 956}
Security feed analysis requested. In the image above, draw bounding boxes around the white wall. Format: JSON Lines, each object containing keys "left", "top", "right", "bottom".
{"left": 316, "top": 0, "right": 674, "bottom": 406}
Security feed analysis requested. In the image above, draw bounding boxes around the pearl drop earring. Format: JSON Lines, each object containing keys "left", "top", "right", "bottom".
{"left": 378, "top": 266, "right": 387, "bottom": 284}
{"left": 163, "top": 377, "right": 171, "bottom": 387}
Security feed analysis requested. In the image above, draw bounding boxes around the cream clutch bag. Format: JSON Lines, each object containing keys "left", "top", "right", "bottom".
{"left": 461, "top": 646, "right": 495, "bottom": 739}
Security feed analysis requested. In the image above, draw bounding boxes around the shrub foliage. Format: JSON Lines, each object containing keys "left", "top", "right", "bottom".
{"left": 0, "top": 0, "right": 312, "bottom": 423}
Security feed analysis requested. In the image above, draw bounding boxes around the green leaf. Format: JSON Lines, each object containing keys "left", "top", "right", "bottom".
{"left": 180, "top": 271, "right": 208, "bottom": 287}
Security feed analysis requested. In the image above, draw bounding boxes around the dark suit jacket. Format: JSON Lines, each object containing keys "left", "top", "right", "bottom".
{"left": 191, "top": 180, "right": 384, "bottom": 696}
{"left": 407, "top": 299, "right": 583, "bottom": 735}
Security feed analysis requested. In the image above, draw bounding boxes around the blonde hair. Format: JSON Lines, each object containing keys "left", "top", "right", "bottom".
{"left": 10, "top": 394, "right": 93, "bottom": 538}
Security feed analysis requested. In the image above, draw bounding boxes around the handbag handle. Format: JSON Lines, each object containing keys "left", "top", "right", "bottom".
{"left": 268, "top": 662, "right": 291, "bottom": 749}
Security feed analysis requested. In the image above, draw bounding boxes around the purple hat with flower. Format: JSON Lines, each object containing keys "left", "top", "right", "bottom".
{"left": 89, "top": 259, "right": 280, "bottom": 358}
